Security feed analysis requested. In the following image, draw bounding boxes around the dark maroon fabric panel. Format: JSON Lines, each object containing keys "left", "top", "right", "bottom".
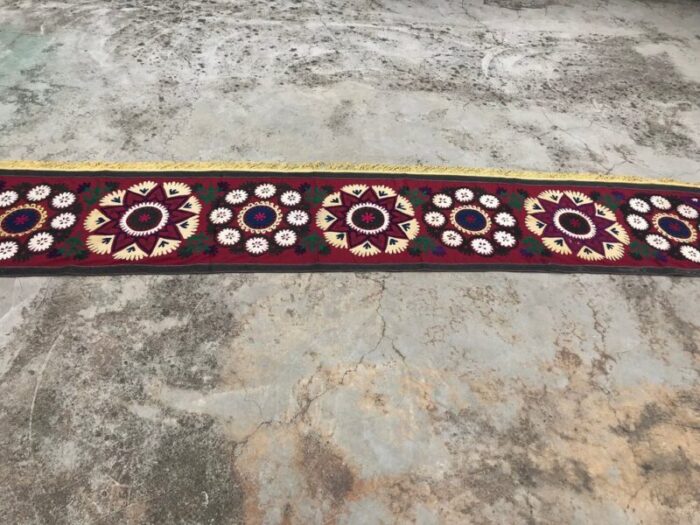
{"left": 1, "top": 170, "right": 699, "bottom": 276}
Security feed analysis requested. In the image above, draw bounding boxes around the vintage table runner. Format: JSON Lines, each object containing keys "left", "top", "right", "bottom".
{"left": 0, "top": 162, "right": 699, "bottom": 276}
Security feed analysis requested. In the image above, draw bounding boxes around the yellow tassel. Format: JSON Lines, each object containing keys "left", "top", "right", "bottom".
{"left": 0, "top": 160, "right": 698, "bottom": 189}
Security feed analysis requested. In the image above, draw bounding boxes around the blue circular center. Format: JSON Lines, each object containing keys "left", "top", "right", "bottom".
{"left": 658, "top": 216, "right": 692, "bottom": 240}
{"left": 1, "top": 207, "right": 42, "bottom": 234}
{"left": 455, "top": 208, "right": 487, "bottom": 232}
{"left": 242, "top": 205, "right": 278, "bottom": 230}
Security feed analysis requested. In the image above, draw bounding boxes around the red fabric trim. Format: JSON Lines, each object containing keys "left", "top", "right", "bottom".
{"left": 0, "top": 171, "right": 699, "bottom": 275}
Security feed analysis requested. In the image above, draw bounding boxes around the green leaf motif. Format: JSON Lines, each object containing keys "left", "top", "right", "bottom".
{"left": 178, "top": 233, "right": 212, "bottom": 257}
{"left": 507, "top": 192, "right": 525, "bottom": 209}
{"left": 81, "top": 186, "right": 109, "bottom": 205}
{"left": 195, "top": 186, "right": 219, "bottom": 203}
{"left": 522, "top": 236, "right": 545, "bottom": 255}
{"left": 599, "top": 194, "right": 619, "bottom": 211}
{"left": 401, "top": 188, "right": 429, "bottom": 207}
{"left": 409, "top": 236, "right": 436, "bottom": 254}
{"left": 304, "top": 187, "right": 330, "bottom": 205}
{"left": 629, "top": 240, "right": 654, "bottom": 259}
{"left": 58, "top": 237, "right": 88, "bottom": 258}
{"left": 300, "top": 233, "right": 330, "bottom": 253}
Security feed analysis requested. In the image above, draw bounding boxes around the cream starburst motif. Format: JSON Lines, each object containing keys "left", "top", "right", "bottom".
{"left": 84, "top": 181, "right": 200, "bottom": 261}
{"left": 316, "top": 184, "right": 419, "bottom": 257}
{"left": 524, "top": 190, "right": 629, "bottom": 261}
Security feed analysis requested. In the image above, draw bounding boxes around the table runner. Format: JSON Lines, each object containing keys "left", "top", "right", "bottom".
{"left": 1, "top": 162, "right": 698, "bottom": 276}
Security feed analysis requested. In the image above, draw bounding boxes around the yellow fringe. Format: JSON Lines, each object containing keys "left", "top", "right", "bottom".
{"left": 0, "top": 160, "right": 698, "bottom": 188}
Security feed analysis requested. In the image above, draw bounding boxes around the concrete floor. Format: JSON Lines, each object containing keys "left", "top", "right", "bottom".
{"left": 1, "top": 1, "right": 699, "bottom": 523}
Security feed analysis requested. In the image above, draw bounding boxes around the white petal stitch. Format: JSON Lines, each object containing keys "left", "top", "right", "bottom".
{"left": 217, "top": 228, "right": 241, "bottom": 246}
{"left": 287, "top": 210, "right": 309, "bottom": 226}
{"left": 628, "top": 198, "right": 650, "bottom": 213}
{"left": 455, "top": 188, "right": 474, "bottom": 203}
{"left": 209, "top": 207, "right": 233, "bottom": 225}
{"left": 677, "top": 204, "right": 699, "bottom": 220}
{"left": 245, "top": 237, "right": 269, "bottom": 254}
{"left": 51, "top": 192, "right": 76, "bottom": 209}
{"left": 0, "top": 240, "right": 19, "bottom": 260}
{"left": 280, "top": 190, "right": 302, "bottom": 206}
{"left": 254, "top": 184, "right": 276, "bottom": 199}
{"left": 479, "top": 195, "right": 500, "bottom": 209}
{"left": 626, "top": 214, "right": 649, "bottom": 231}
{"left": 27, "top": 185, "right": 51, "bottom": 201}
{"left": 274, "top": 229, "right": 297, "bottom": 247}
{"left": 471, "top": 237, "right": 494, "bottom": 255}
{"left": 680, "top": 245, "right": 700, "bottom": 263}
{"left": 0, "top": 190, "right": 19, "bottom": 207}
{"left": 494, "top": 231, "right": 516, "bottom": 248}
{"left": 432, "top": 194, "right": 453, "bottom": 209}
{"left": 495, "top": 212, "right": 516, "bottom": 227}
{"left": 27, "top": 232, "right": 54, "bottom": 252}
{"left": 441, "top": 230, "right": 463, "bottom": 247}
{"left": 649, "top": 195, "right": 671, "bottom": 210}
{"left": 50, "top": 213, "right": 77, "bottom": 230}
{"left": 645, "top": 234, "right": 670, "bottom": 251}
{"left": 424, "top": 211, "right": 446, "bottom": 227}
{"left": 225, "top": 189, "right": 248, "bottom": 205}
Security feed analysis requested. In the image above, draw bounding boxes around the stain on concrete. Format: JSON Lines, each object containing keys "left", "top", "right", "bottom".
{"left": 485, "top": 0, "right": 560, "bottom": 9}
{"left": 299, "top": 433, "right": 355, "bottom": 505}
{"left": 140, "top": 417, "right": 245, "bottom": 524}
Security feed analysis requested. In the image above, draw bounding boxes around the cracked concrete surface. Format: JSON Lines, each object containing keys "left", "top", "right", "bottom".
{"left": 1, "top": 1, "right": 699, "bottom": 524}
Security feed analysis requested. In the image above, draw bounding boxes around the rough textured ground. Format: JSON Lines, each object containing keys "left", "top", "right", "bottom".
{"left": 1, "top": 1, "right": 699, "bottom": 524}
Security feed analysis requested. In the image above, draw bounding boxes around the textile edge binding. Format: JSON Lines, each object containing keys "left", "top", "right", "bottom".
{"left": 1, "top": 262, "right": 699, "bottom": 278}
{"left": 1, "top": 160, "right": 699, "bottom": 189}
{"left": 1, "top": 160, "right": 699, "bottom": 277}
